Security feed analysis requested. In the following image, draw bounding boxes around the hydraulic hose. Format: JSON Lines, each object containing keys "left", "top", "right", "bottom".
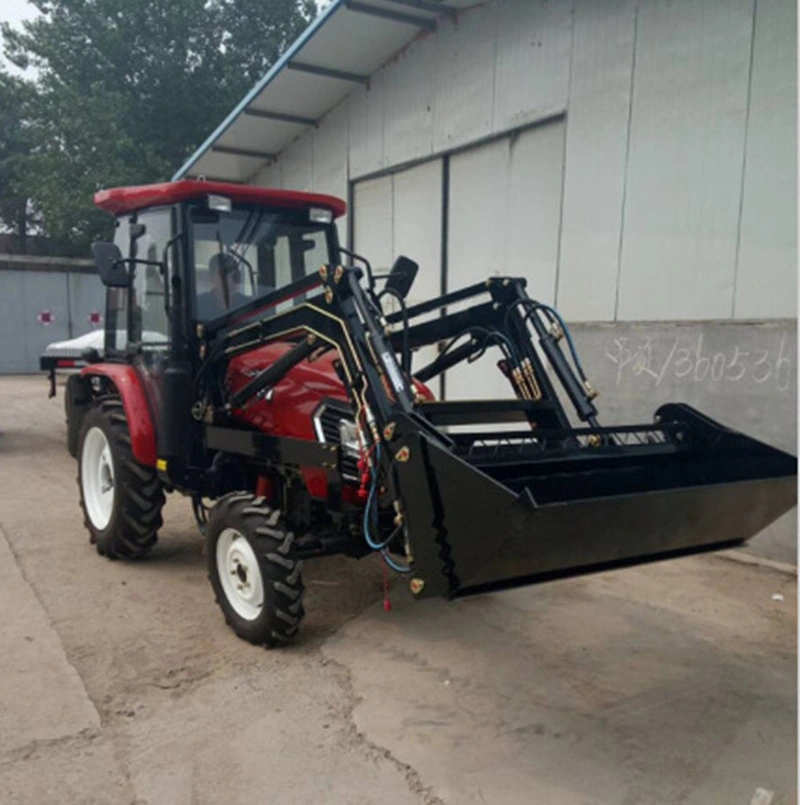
{"left": 516, "top": 300, "right": 598, "bottom": 423}
{"left": 361, "top": 444, "right": 412, "bottom": 572}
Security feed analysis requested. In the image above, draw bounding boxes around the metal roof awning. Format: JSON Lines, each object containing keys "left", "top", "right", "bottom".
{"left": 173, "top": 0, "right": 474, "bottom": 183}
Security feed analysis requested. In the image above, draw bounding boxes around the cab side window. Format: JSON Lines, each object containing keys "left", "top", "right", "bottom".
{"left": 133, "top": 210, "right": 171, "bottom": 345}
{"left": 107, "top": 209, "right": 172, "bottom": 350}
{"left": 107, "top": 217, "right": 131, "bottom": 353}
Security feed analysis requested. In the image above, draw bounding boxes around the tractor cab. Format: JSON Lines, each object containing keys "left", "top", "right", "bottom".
{"left": 86, "top": 180, "right": 347, "bottom": 470}
{"left": 92, "top": 180, "right": 345, "bottom": 351}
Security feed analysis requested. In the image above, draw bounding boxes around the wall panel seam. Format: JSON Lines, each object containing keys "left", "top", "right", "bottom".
{"left": 731, "top": 0, "right": 759, "bottom": 319}
{"left": 554, "top": 0, "right": 577, "bottom": 309}
{"left": 612, "top": 0, "right": 640, "bottom": 322}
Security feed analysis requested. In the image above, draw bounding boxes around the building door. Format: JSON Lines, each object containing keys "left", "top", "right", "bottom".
{"left": 350, "top": 119, "right": 565, "bottom": 402}
{"left": 353, "top": 159, "right": 444, "bottom": 392}
{"left": 445, "top": 119, "right": 566, "bottom": 400}
{"left": 0, "top": 268, "right": 71, "bottom": 373}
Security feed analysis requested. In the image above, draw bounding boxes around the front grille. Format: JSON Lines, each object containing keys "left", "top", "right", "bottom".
{"left": 314, "top": 402, "right": 359, "bottom": 480}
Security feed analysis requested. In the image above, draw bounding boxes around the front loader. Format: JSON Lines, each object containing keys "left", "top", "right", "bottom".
{"left": 58, "top": 180, "right": 796, "bottom": 645}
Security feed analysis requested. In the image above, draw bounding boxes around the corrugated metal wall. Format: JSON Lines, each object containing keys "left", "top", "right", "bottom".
{"left": 0, "top": 260, "right": 104, "bottom": 374}
{"left": 254, "top": 0, "right": 796, "bottom": 324}
{"left": 616, "top": 0, "right": 753, "bottom": 321}
{"left": 734, "top": 0, "right": 798, "bottom": 318}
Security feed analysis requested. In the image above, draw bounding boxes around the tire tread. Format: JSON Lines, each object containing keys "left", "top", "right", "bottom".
{"left": 78, "top": 397, "right": 165, "bottom": 559}
{"left": 207, "top": 493, "right": 305, "bottom": 647}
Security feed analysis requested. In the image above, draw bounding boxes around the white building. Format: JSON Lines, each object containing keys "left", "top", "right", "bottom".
{"left": 174, "top": 0, "right": 797, "bottom": 562}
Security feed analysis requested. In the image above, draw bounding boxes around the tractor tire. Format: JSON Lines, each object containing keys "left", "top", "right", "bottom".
{"left": 65, "top": 374, "right": 90, "bottom": 458}
{"left": 207, "top": 493, "right": 305, "bottom": 647}
{"left": 66, "top": 412, "right": 80, "bottom": 459}
{"left": 77, "top": 397, "right": 165, "bottom": 559}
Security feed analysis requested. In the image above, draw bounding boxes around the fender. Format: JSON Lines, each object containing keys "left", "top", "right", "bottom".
{"left": 80, "top": 364, "right": 157, "bottom": 466}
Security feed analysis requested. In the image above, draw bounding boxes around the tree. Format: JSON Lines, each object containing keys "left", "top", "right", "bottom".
{"left": 0, "top": 70, "right": 37, "bottom": 251}
{"left": 1, "top": 0, "right": 316, "bottom": 252}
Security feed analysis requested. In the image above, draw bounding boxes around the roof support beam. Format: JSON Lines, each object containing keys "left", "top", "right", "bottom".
{"left": 211, "top": 145, "right": 276, "bottom": 159}
{"left": 379, "top": 0, "right": 455, "bottom": 20}
{"left": 344, "top": 0, "right": 437, "bottom": 30}
{"left": 287, "top": 60, "right": 370, "bottom": 84}
{"left": 244, "top": 108, "right": 318, "bottom": 127}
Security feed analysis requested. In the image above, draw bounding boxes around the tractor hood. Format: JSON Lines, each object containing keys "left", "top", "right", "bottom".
{"left": 226, "top": 342, "right": 433, "bottom": 443}
{"left": 227, "top": 342, "right": 349, "bottom": 442}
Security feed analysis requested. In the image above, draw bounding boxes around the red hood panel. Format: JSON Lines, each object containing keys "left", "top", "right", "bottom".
{"left": 227, "top": 343, "right": 348, "bottom": 441}
{"left": 226, "top": 341, "right": 434, "bottom": 499}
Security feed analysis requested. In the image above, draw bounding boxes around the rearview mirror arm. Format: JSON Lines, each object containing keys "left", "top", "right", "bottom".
{"left": 377, "top": 286, "right": 411, "bottom": 375}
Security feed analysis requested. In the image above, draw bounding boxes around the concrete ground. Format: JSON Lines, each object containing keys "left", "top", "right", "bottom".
{"left": 0, "top": 375, "right": 796, "bottom": 805}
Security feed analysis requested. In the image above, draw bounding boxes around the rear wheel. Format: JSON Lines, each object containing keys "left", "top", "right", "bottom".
{"left": 207, "top": 493, "right": 305, "bottom": 647}
{"left": 78, "top": 398, "right": 165, "bottom": 559}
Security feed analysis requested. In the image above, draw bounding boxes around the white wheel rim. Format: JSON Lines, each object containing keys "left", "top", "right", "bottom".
{"left": 216, "top": 528, "right": 265, "bottom": 621}
{"left": 81, "top": 427, "right": 115, "bottom": 530}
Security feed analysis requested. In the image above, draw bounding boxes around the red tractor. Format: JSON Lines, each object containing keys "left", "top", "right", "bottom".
{"left": 55, "top": 180, "right": 796, "bottom": 646}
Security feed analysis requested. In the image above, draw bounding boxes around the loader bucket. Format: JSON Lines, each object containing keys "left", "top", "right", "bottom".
{"left": 395, "top": 404, "right": 797, "bottom": 599}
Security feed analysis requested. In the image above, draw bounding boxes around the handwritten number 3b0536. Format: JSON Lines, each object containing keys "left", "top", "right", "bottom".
{"left": 606, "top": 333, "right": 792, "bottom": 392}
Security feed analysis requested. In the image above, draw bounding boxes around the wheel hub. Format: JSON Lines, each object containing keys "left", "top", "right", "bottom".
{"left": 81, "top": 427, "right": 115, "bottom": 530}
{"left": 100, "top": 461, "right": 113, "bottom": 494}
{"left": 216, "top": 528, "right": 265, "bottom": 621}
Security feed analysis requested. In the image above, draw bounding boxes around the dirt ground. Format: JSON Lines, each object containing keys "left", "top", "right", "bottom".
{"left": 0, "top": 375, "right": 796, "bottom": 804}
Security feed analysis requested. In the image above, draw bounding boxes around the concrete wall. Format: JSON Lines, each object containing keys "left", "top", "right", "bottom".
{"left": 0, "top": 258, "right": 104, "bottom": 374}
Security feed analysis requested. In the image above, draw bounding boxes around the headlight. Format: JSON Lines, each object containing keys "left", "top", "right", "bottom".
{"left": 207, "top": 193, "right": 232, "bottom": 212}
{"left": 309, "top": 207, "right": 333, "bottom": 224}
{"left": 338, "top": 418, "right": 361, "bottom": 456}
{"left": 312, "top": 402, "right": 360, "bottom": 480}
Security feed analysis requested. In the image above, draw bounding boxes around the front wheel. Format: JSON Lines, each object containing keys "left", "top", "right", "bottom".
{"left": 207, "top": 493, "right": 305, "bottom": 647}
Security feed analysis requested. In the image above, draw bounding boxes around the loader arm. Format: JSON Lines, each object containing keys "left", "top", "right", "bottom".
{"left": 200, "top": 264, "right": 796, "bottom": 599}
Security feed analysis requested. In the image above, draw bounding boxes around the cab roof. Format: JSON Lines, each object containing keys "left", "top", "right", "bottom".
{"left": 93, "top": 180, "right": 347, "bottom": 218}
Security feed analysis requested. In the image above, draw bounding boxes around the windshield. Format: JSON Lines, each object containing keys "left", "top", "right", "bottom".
{"left": 190, "top": 206, "right": 335, "bottom": 322}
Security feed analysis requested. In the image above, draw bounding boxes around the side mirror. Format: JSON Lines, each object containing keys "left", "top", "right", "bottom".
{"left": 384, "top": 256, "right": 418, "bottom": 301}
{"left": 91, "top": 241, "right": 130, "bottom": 287}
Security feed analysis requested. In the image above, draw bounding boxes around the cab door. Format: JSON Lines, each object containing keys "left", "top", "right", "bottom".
{"left": 115, "top": 207, "right": 174, "bottom": 439}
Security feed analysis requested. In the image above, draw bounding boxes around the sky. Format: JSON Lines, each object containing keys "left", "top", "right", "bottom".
{"left": 1, "top": 0, "right": 36, "bottom": 27}
{"left": 1, "top": 0, "right": 38, "bottom": 74}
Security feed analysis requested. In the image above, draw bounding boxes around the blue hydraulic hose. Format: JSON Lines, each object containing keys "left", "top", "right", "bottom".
{"left": 381, "top": 550, "right": 412, "bottom": 574}
{"left": 537, "top": 303, "right": 588, "bottom": 381}
{"left": 361, "top": 444, "right": 412, "bottom": 572}
{"left": 362, "top": 465, "right": 389, "bottom": 550}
